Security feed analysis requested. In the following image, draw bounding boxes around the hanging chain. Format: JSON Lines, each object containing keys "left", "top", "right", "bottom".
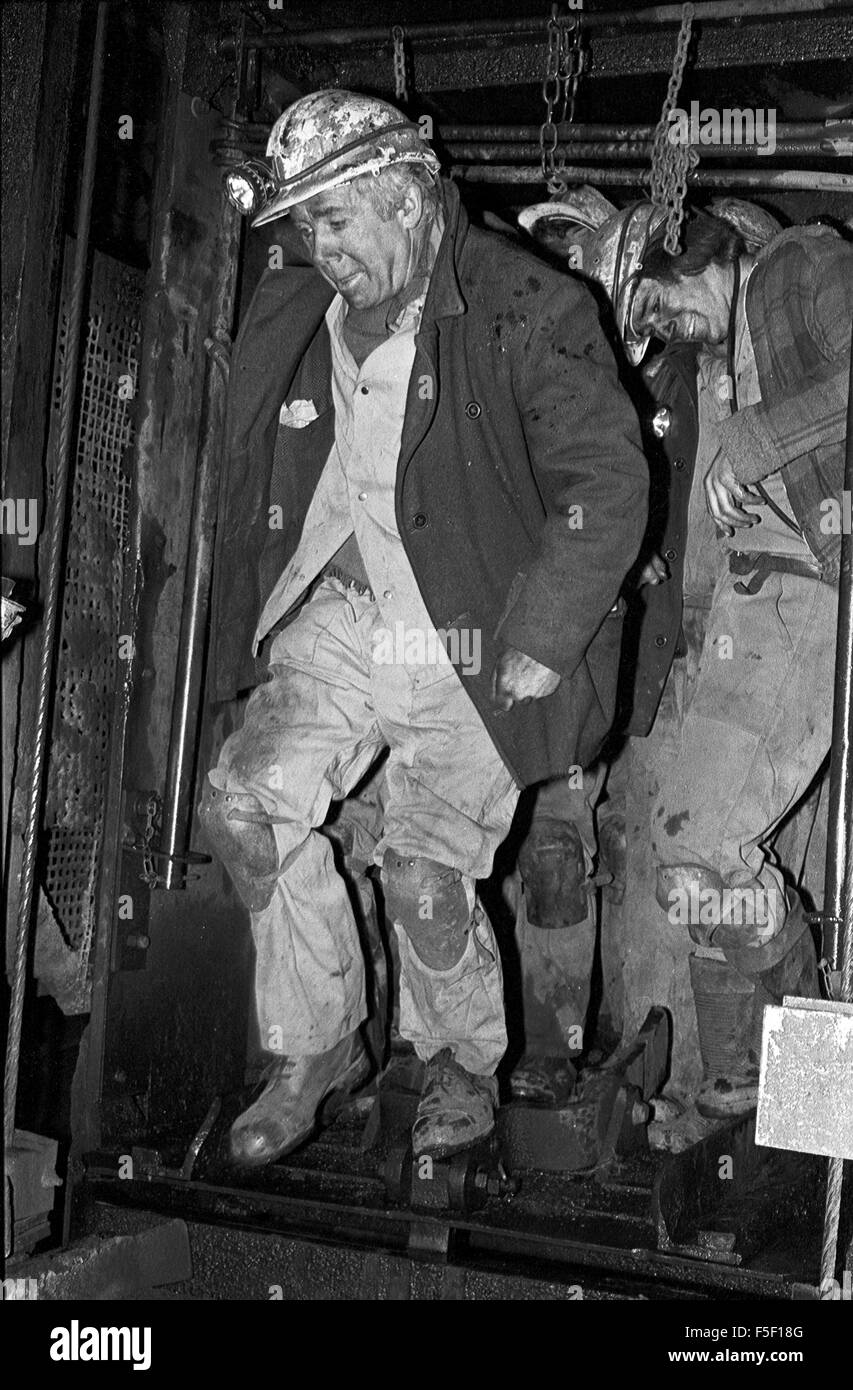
{"left": 392, "top": 25, "right": 409, "bottom": 106}
{"left": 557, "top": 16, "right": 585, "bottom": 130}
{"left": 540, "top": 6, "right": 586, "bottom": 195}
{"left": 139, "top": 792, "right": 163, "bottom": 889}
{"left": 539, "top": 8, "right": 562, "bottom": 187}
{"left": 648, "top": 3, "right": 699, "bottom": 254}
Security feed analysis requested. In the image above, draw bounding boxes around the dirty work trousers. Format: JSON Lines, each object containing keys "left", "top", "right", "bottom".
{"left": 515, "top": 765, "right": 606, "bottom": 1057}
{"left": 206, "top": 574, "right": 519, "bottom": 1076}
{"left": 651, "top": 560, "right": 837, "bottom": 942}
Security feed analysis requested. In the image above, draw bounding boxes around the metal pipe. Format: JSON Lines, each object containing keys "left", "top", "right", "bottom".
{"left": 820, "top": 331, "right": 853, "bottom": 976}
{"left": 4, "top": 1, "right": 109, "bottom": 1151}
{"left": 818, "top": 322, "right": 853, "bottom": 1300}
{"left": 440, "top": 122, "right": 853, "bottom": 143}
{"left": 159, "top": 331, "right": 233, "bottom": 891}
{"left": 233, "top": 1, "right": 852, "bottom": 47}
{"left": 451, "top": 164, "right": 853, "bottom": 191}
{"left": 446, "top": 140, "right": 848, "bottom": 160}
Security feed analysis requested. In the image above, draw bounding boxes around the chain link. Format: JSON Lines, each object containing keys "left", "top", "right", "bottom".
{"left": 139, "top": 792, "right": 163, "bottom": 889}
{"left": 392, "top": 25, "right": 409, "bottom": 106}
{"left": 648, "top": 3, "right": 698, "bottom": 254}
{"left": 539, "top": 5, "right": 586, "bottom": 195}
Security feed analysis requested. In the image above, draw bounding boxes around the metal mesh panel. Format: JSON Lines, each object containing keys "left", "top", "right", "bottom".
{"left": 40, "top": 246, "right": 143, "bottom": 1011}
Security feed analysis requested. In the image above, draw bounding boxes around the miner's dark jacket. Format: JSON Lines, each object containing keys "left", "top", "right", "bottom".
{"left": 620, "top": 343, "right": 700, "bottom": 738}
{"left": 209, "top": 178, "right": 649, "bottom": 788}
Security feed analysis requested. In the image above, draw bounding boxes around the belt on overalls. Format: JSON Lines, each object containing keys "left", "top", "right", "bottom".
{"left": 728, "top": 549, "right": 820, "bottom": 596}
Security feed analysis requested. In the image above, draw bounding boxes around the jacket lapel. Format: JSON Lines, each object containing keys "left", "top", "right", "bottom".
{"left": 398, "top": 181, "right": 469, "bottom": 483}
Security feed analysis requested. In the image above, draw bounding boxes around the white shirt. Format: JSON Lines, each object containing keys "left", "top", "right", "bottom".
{"left": 253, "top": 288, "right": 451, "bottom": 671}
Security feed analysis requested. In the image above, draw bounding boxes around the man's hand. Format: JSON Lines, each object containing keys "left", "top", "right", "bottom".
{"left": 704, "top": 448, "right": 761, "bottom": 536}
{"left": 491, "top": 646, "right": 561, "bottom": 713}
{"left": 639, "top": 553, "right": 669, "bottom": 586}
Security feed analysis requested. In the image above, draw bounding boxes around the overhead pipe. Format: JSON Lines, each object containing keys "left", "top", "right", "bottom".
{"left": 439, "top": 122, "right": 853, "bottom": 144}
{"left": 451, "top": 164, "right": 853, "bottom": 191}
{"left": 446, "top": 140, "right": 849, "bottom": 160}
{"left": 226, "top": 1, "right": 852, "bottom": 48}
{"left": 213, "top": 120, "right": 853, "bottom": 163}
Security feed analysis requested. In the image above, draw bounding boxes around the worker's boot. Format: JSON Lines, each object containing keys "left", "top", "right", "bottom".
{"left": 693, "top": 905, "right": 821, "bottom": 1120}
{"left": 690, "top": 954, "right": 761, "bottom": 1120}
{"left": 229, "top": 1030, "right": 369, "bottom": 1167}
{"left": 412, "top": 1048, "right": 498, "bottom": 1158}
{"left": 508, "top": 1053, "right": 576, "bottom": 1107}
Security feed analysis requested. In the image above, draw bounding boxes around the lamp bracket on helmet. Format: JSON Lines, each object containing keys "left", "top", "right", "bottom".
{"left": 223, "top": 159, "right": 277, "bottom": 218}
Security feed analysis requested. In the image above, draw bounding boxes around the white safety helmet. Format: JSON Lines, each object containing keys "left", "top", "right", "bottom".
{"left": 706, "top": 197, "right": 782, "bottom": 252}
{"left": 520, "top": 189, "right": 781, "bottom": 364}
{"left": 249, "top": 89, "right": 440, "bottom": 227}
{"left": 519, "top": 188, "right": 666, "bottom": 364}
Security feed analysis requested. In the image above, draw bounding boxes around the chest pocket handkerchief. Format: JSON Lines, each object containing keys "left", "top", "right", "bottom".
{"left": 279, "top": 397, "right": 319, "bottom": 429}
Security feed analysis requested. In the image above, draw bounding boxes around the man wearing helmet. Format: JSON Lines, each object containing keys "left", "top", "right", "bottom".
{"left": 201, "top": 92, "right": 648, "bottom": 1167}
{"left": 522, "top": 189, "right": 851, "bottom": 1129}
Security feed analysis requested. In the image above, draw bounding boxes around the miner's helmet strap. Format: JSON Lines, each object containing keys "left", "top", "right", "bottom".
{"left": 269, "top": 120, "right": 421, "bottom": 188}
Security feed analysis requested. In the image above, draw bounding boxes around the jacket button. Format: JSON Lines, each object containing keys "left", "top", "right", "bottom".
{"left": 654, "top": 634, "right": 668, "bottom": 648}
{"left": 360, "top": 384, "right": 369, "bottom": 395}
{"left": 673, "top": 455, "right": 686, "bottom": 470}
{"left": 412, "top": 513, "right": 428, "bottom": 529}
{"left": 664, "top": 547, "right": 678, "bottom": 561}
{"left": 465, "top": 401, "right": 482, "bottom": 419}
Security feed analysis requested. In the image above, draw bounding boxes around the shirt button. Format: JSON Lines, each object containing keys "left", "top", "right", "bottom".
{"left": 358, "top": 491, "right": 368, "bottom": 501}
{"left": 360, "top": 385, "right": 369, "bottom": 395}
{"left": 383, "top": 590, "right": 393, "bottom": 600}
{"left": 465, "top": 401, "right": 482, "bottom": 419}
{"left": 664, "top": 547, "right": 678, "bottom": 562}
{"left": 654, "top": 634, "right": 668, "bottom": 648}
{"left": 673, "top": 456, "right": 686, "bottom": 471}
{"left": 412, "top": 513, "right": 428, "bottom": 529}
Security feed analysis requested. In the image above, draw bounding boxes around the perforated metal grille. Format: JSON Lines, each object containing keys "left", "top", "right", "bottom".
{"left": 41, "top": 246, "right": 143, "bottom": 1010}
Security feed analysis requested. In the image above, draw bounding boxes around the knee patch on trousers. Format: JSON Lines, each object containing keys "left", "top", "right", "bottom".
{"left": 198, "top": 780, "right": 279, "bottom": 912}
{"left": 518, "top": 817, "right": 588, "bottom": 929}
{"left": 656, "top": 863, "right": 725, "bottom": 946}
{"left": 380, "top": 849, "right": 471, "bottom": 971}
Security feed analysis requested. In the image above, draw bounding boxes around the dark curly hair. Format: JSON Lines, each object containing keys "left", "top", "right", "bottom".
{"left": 642, "top": 211, "right": 747, "bottom": 282}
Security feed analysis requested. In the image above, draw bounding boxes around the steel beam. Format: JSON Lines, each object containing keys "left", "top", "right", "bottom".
{"left": 238, "top": 2, "right": 853, "bottom": 47}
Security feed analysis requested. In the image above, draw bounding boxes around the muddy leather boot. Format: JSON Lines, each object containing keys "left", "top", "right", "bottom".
{"left": 229, "top": 1030, "right": 369, "bottom": 1167}
{"left": 411, "top": 1048, "right": 498, "bottom": 1158}
{"left": 508, "top": 1053, "right": 576, "bottom": 1107}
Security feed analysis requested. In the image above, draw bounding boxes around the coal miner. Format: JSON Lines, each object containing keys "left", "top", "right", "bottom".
{"left": 199, "top": 91, "right": 647, "bottom": 1167}
{"left": 630, "top": 208, "right": 852, "bottom": 1122}
{"left": 530, "top": 190, "right": 851, "bottom": 1129}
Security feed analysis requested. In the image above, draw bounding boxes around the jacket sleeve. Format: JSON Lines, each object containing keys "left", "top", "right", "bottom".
{"left": 495, "top": 275, "right": 649, "bottom": 678}
{"left": 718, "top": 235, "right": 853, "bottom": 484}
